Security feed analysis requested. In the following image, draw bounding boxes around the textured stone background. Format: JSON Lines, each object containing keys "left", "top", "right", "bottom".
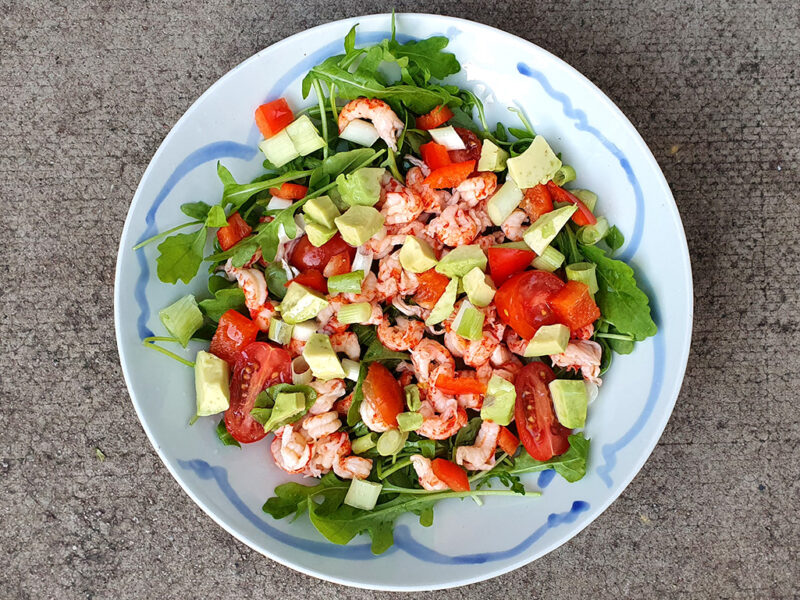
{"left": 1, "top": 1, "right": 798, "bottom": 598}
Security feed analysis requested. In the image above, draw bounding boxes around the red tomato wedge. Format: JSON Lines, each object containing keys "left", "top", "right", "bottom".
{"left": 549, "top": 280, "right": 601, "bottom": 331}
{"left": 209, "top": 310, "right": 260, "bottom": 367}
{"left": 434, "top": 373, "right": 487, "bottom": 395}
{"left": 497, "top": 426, "right": 520, "bottom": 456}
{"left": 514, "top": 362, "right": 570, "bottom": 461}
{"left": 413, "top": 269, "right": 451, "bottom": 309}
{"left": 254, "top": 98, "right": 294, "bottom": 138}
{"left": 216, "top": 213, "right": 252, "bottom": 251}
{"left": 447, "top": 128, "right": 482, "bottom": 164}
{"left": 285, "top": 269, "right": 327, "bottom": 295}
{"left": 495, "top": 270, "right": 565, "bottom": 339}
{"left": 545, "top": 181, "right": 597, "bottom": 226}
{"left": 415, "top": 105, "right": 454, "bottom": 130}
{"left": 420, "top": 141, "right": 452, "bottom": 170}
{"left": 431, "top": 458, "right": 471, "bottom": 492}
{"left": 269, "top": 182, "right": 308, "bottom": 200}
{"left": 362, "top": 363, "right": 404, "bottom": 428}
{"left": 423, "top": 160, "right": 475, "bottom": 189}
{"left": 521, "top": 184, "right": 554, "bottom": 221}
{"left": 225, "top": 342, "right": 292, "bottom": 444}
{"left": 288, "top": 233, "right": 356, "bottom": 272}
{"left": 487, "top": 246, "right": 536, "bottom": 286}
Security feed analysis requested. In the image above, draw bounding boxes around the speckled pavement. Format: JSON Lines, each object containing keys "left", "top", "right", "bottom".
{"left": 1, "top": 1, "right": 798, "bottom": 598}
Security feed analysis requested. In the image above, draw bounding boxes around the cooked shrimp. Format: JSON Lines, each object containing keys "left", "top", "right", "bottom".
{"left": 333, "top": 455, "right": 373, "bottom": 480}
{"left": 377, "top": 251, "right": 419, "bottom": 299}
{"left": 550, "top": 340, "right": 603, "bottom": 385}
{"left": 338, "top": 98, "right": 404, "bottom": 151}
{"left": 409, "top": 455, "right": 448, "bottom": 491}
{"left": 443, "top": 330, "right": 467, "bottom": 358}
{"left": 287, "top": 338, "right": 306, "bottom": 358}
{"left": 406, "top": 166, "right": 450, "bottom": 214}
{"left": 455, "top": 421, "right": 500, "bottom": 471}
{"left": 426, "top": 204, "right": 480, "bottom": 247}
{"left": 455, "top": 173, "right": 497, "bottom": 207}
{"left": 302, "top": 411, "right": 342, "bottom": 440}
{"left": 316, "top": 301, "right": 350, "bottom": 334}
{"left": 381, "top": 179, "right": 425, "bottom": 225}
{"left": 333, "top": 393, "right": 352, "bottom": 417}
{"left": 377, "top": 316, "right": 425, "bottom": 351}
{"left": 308, "top": 379, "right": 346, "bottom": 415}
{"left": 225, "top": 259, "right": 273, "bottom": 330}
{"left": 573, "top": 323, "right": 595, "bottom": 340}
{"left": 359, "top": 393, "right": 395, "bottom": 432}
{"left": 305, "top": 431, "right": 350, "bottom": 477}
{"left": 392, "top": 296, "right": 430, "bottom": 320}
{"left": 500, "top": 209, "right": 530, "bottom": 242}
{"left": 271, "top": 425, "right": 312, "bottom": 475}
{"left": 403, "top": 155, "right": 431, "bottom": 176}
{"left": 475, "top": 231, "right": 506, "bottom": 251}
{"left": 330, "top": 331, "right": 360, "bottom": 361}
{"left": 463, "top": 330, "right": 502, "bottom": 369}
{"left": 504, "top": 329, "right": 529, "bottom": 356}
{"left": 416, "top": 394, "right": 467, "bottom": 440}
{"left": 410, "top": 339, "right": 455, "bottom": 382}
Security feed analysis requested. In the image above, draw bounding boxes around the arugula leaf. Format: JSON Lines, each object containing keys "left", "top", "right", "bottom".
{"left": 452, "top": 417, "right": 482, "bottom": 459}
{"left": 604, "top": 225, "right": 625, "bottom": 252}
{"left": 580, "top": 245, "right": 657, "bottom": 341}
{"left": 347, "top": 363, "right": 368, "bottom": 427}
{"left": 205, "top": 204, "right": 228, "bottom": 227}
{"left": 263, "top": 472, "right": 348, "bottom": 520}
{"left": 343, "top": 24, "right": 357, "bottom": 54}
{"left": 362, "top": 338, "right": 409, "bottom": 364}
{"left": 207, "top": 274, "right": 235, "bottom": 294}
{"left": 156, "top": 228, "right": 207, "bottom": 284}
{"left": 198, "top": 288, "right": 246, "bottom": 322}
{"left": 350, "top": 324, "right": 378, "bottom": 347}
{"left": 494, "top": 122, "right": 508, "bottom": 142}
{"left": 382, "top": 36, "right": 460, "bottom": 83}
{"left": 264, "top": 262, "right": 289, "bottom": 300}
{"left": 217, "top": 162, "right": 312, "bottom": 210}
{"left": 181, "top": 201, "right": 212, "bottom": 220}
{"left": 322, "top": 148, "right": 377, "bottom": 177}
{"left": 508, "top": 127, "right": 534, "bottom": 140}
{"left": 509, "top": 433, "right": 590, "bottom": 483}
{"left": 216, "top": 420, "right": 240, "bottom": 448}
{"left": 249, "top": 391, "right": 273, "bottom": 426}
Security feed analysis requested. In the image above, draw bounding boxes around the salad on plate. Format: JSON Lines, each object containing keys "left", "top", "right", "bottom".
{"left": 137, "top": 18, "right": 657, "bottom": 554}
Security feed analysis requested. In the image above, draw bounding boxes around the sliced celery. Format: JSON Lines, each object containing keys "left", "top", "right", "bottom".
{"left": 337, "top": 302, "right": 372, "bottom": 324}
{"left": 531, "top": 246, "right": 565, "bottom": 272}
{"left": 552, "top": 165, "right": 576, "bottom": 186}
{"left": 159, "top": 295, "right": 203, "bottom": 347}
{"left": 344, "top": 478, "right": 382, "bottom": 510}
{"left": 327, "top": 271, "right": 364, "bottom": 295}
{"left": 577, "top": 217, "right": 609, "bottom": 245}
{"left": 351, "top": 433, "right": 378, "bottom": 454}
{"left": 268, "top": 318, "right": 294, "bottom": 345}
{"left": 396, "top": 412, "right": 423, "bottom": 432}
{"left": 404, "top": 384, "right": 421, "bottom": 411}
{"left": 376, "top": 430, "right": 408, "bottom": 456}
{"left": 565, "top": 262, "right": 599, "bottom": 295}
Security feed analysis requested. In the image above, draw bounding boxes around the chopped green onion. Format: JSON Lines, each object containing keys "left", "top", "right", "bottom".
{"left": 577, "top": 217, "right": 610, "bottom": 245}
{"left": 341, "top": 358, "right": 361, "bottom": 381}
{"left": 291, "top": 320, "right": 317, "bottom": 341}
{"left": 337, "top": 302, "right": 372, "bottom": 324}
{"left": 571, "top": 189, "right": 598, "bottom": 212}
{"left": 159, "top": 295, "right": 204, "bottom": 347}
{"left": 404, "top": 384, "right": 421, "bottom": 411}
{"left": 453, "top": 301, "right": 484, "bottom": 341}
{"left": 291, "top": 356, "right": 312, "bottom": 385}
{"left": 552, "top": 165, "right": 576, "bottom": 186}
{"left": 376, "top": 429, "right": 408, "bottom": 456}
{"left": 351, "top": 433, "right": 378, "bottom": 454}
{"left": 565, "top": 262, "right": 599, "bottom": 295}
{"left": 396, "top": 412, "right": 423, "bottom": 432}
{"left": 268, "top": 318, "right": 294, "bottom": 345}
{"left": 327, "top": 271, "right": 364, "bottom": 294}
{"left": 344, "top": 478, "right": 382, "bottom": 510}
{"left": 531, "top": 246, "right": 565, "bottom": 272}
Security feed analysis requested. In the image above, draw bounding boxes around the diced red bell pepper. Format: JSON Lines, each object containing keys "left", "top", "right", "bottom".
{"left": 545, "top": 181, "right": 597, "bottom": 226}
{"left": 521, "top": 184, "right": 554, "bottom": 221}
{"left": 269, "top": 182, "right": 308, "bottom": 200}
{"left": 414, "top": 269, "right": 451, "bottom": 309}
{"left": 497, "top": 426, "right": 520, "bottom": 456}
{"left": 423, "top": 160, "right": 475, "bottom": 189}
{"left": 487, "top": 246, "right": 536, "bottom": 286}
{"left": 209, "top": 310, "right": 260, "bottom": 367}
{"left": 431, "top": 458, "right": 470, "bottom": 492}
{"left": 323, "top": 252, "right": 351, "bottom": 278}
{"left": 434, "top": 373, "right": 487, "bottom": 395}
{"left": 285, "top": 269, "right": 327, "bottom": 295}
{"left": 420, "top": 141, "right": 452, "bottom": 171}
{"left": 415, "top": 105, "right": 454, "bottom": 130}
{"left": 254, "top": 98, "right": 294, "bottom": 138}
{"left": 549, "top": 280, "right": 601, "bottom": 331}
{"left": 216, "top": 213, "right": 252, "bottom": 251}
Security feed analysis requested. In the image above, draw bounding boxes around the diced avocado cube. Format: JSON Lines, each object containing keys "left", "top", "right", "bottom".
{"left": 507, "top": 135, "right": 562, "bottom": 190}
{"left": 396, "top": 412, "right": 424, "bottom": 432}
{"left": 344, "top": 478, "right": 382, "bottom": 511}
{"left": 336, "top": 167, "right": 385, "bottom": 207}
{"left": 524, "top": 324, "right": 570, "bottom": 356}
{"left": 259, "top": 129, "right": 300, "bottom": 168}
{"left": 549, "top": 379, "right": 588, "bottom": 428}
{"left": 194, "top": 351, "right": 230, "bottom": 417}
{"left": 302, "top": 333, "right": 346, "bottom": 380}
{"left": 462, "top": 267, "right": 496, "bottom": 307}
{"left": 570, "top": 189, "right": 598, "bottom": 212}
{"left": 399, "top": 236, "right": 438, "bottom": 273}
{"left": 334, "top": 205, "right": 384, "bottom": 247}
{"left": 305, "top": 220, "right": 338, "bottom": 247}
{"left": 280, "top": 282, "right": 329, "bottom": 324}
{"left": 285, "top": 115, "right": 326, "bottom": 156}
{"left": 435, "top": 245, "right": 487, "bottom": 278}
{"left": 480, "top": 375, "right": 516, "bottom": 426}
{"left": 486, "top": 179, "right": 523, "bottom": 226}
{"left": 522, "top": 205, "right": 578, "bottom": 254}
{"left": 263, "top": 392, "right": 307, "bottom": 431}
{"left": 424, "top": 277, "right": 458, "bottom": 326}
{"left": 303, "top": 195, "right": 340, "bottom": 229}
{"left": 477, "top": 139, "right": 509, "bottom": 172}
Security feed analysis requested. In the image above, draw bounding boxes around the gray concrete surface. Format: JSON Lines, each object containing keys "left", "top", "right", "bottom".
{"left": 1, "top": 1, "right": 798, "bottom": 598}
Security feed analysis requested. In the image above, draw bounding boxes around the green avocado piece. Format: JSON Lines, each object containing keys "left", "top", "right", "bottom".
{"left": 302, "top": 333, "right": 346, "bottom": 380}
{"left": 303, "top": 195, "right": 341, "bottom": 229}
{"left": 462, "top": 267, "right": 496, "bottom": 307}
{"left": 194, "top": 351, "right": 231, "bottom": 417}
{"left": 480, "top": 375, "right": 516, "bottom": 426}
{"left": 435, "top": 245, "right": 487, "bottom": 278}
{"left": 524, "top": 324, "right": 570, "bottom": 356}
{"left": 280, "top": 282, "right": 329, "bottom": 324}
{"left": 486, "top": 179, "right": 523, "bottom": 226}
{"left": 477, "top": 139, "right": 509, "bottom": 172}
{"left": 334, "top": 205, "right": 384, "bottom": 247}
{"left": 424, "top": 277, "right": 458, "bottom": 326}
{"left": 522, "top": 205, "right": 577, "bottom": 254}
{"left": 549, "top": 379, "right": 588, "bottom": 428}
{"left": 506, "top": 135, "right": 562, "bottom": 190}
{"left": 305, "top": 219, "right": 338, "bottom": 247}
{"left": 336, "top": 167, "right": 385, "bottom": 207}
{"left": 263, "top": 392, "right": 307, "bottom": 431}
{"left": 399, "top": 236, "right": 438, "bottom": 273}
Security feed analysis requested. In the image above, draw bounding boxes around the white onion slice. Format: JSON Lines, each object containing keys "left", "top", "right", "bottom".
{"left": 291, "top": 321, "right": 317, "bottom": 341}
{"left": 266, "top": 196, "right": 293, "bottom": 210}
{"left": 339, "top": 119, "right": 380, "bottom": 147}
{"left": 429, "top": 126, "right": 465, "bottom": 150}
{"left": 352, "top": 247, "right": 374, "bottom": 275}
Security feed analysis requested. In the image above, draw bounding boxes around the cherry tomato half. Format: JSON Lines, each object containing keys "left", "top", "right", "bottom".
{"left": 514, "top": 362, "right": 570, "bottom": 461}
{"left": 288, "top": 233, "right": 356, "bottom": 273}
{"left": 495, "top": 270, "right": 565, "bottom": 339}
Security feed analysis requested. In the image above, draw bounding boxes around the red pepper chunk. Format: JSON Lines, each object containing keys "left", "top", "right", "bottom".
{"left": 216, "top": 213, "right": 252, "bottom": 251}
{"left": 420, "top": 141, "right": 452, "bottom": 170}
{"left": 423, "top": 161, "right": 475, "bottom": 189}
{"left": 255, "top": 98, "right": 294, "bottom": 138}
{"left": 415, "top": 105, "right": 454, "bottom": 130}
{"left": 549, "top": 280, "right": 601, "bottom": 331}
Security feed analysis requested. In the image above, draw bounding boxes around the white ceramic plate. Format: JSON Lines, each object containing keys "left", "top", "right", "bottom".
{"left": 114, "top": 13, "right": 692, "bottom": 591}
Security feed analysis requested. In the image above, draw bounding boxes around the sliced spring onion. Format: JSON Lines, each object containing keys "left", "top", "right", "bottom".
{"left": 404, "top": 384, "right": 421, "bottom": 411}
{"left": 576, "top": 216, "right": 610, "bottom": 245}
{"left": 339, "top": 119, "right": 380, "bottom": 147}
{"left": 565, "top": 262, "right": 599, "bottom": 295}
{"left": 351, "top": 432, "right": 378, "bottom": 454}
{"left": 428, "top": 125, "right": 466, "bottom": 150}
{"left": 337, "top": 302, "right": 372, "bottom": 324}
{"left": 266, "top": 196, "right": 293, "bottom": 210}
{"left": 291, "top": 356, "right": 312, "bottom": 385}
{"left": 341, "top": 358, "right": 361, "bottom": 381}
{"left": 552, "top": 165, "right": 576, "bottom": 186}
{"left": 452, "top": 300, "right": 484, "bottom": 341}
{"left": 268, "top": 318, "right": 294, "bottom": 345}
{"left": 351, "top": 247, "right": 374, "bottom": 274}
{"left": 376, "top": 429, "right": 409, "bottom": 456}
{"left": 159, "top": 295, "right": 203, "bottom": 348}
{"left": 570, "top": 189, "right": 598, "bottom": 212}
{"left": 291, "top": 320, "right": 318, "bottom": 341}
{"left": 327, "top": 271, "right": 364, "bottom": 295}
{"left": 396, "top": 412, "right": 423, "bottom": 432}
{"left": 344, "top": 478, "right": 383, "bottom": 510}
{"left": 531, "top": 246, "right": 565, "bottom": 272}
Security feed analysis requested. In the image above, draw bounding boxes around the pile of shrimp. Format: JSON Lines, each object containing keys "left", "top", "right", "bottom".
{"left": 228, "top": 97, "right": 603, "bottom": 486}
